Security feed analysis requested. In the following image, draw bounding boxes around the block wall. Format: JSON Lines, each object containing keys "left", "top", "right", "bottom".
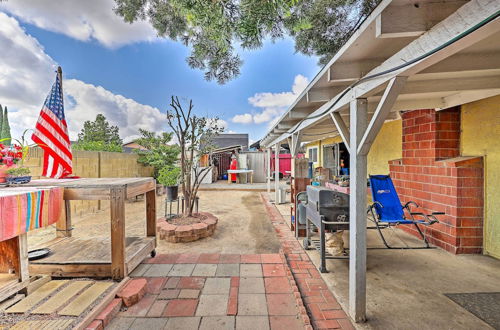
{"left": 389, "top": 108, "right": 484, "bottom": 254}
{"left": 24, "top": 148, "right": 153, "bottom": 216}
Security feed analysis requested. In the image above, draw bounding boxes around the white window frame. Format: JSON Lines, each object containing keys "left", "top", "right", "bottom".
{"left": 308, "top": 147, "right": 318, "bottom": 163}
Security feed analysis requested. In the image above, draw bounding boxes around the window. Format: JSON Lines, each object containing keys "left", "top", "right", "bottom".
{"left": 308, "top": 147, "right": 318, "bottom": 163}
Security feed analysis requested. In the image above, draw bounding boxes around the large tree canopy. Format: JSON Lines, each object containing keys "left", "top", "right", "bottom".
{"left": 74, "top": 114, "right": 123, "bottom": 152}
{"left": 113, "top": 0, "right": 380, "bottom": 84}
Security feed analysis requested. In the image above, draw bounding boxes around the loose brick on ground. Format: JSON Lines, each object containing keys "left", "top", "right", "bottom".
{"left": 117, "top": 278, "right": 147, "bottom": 307}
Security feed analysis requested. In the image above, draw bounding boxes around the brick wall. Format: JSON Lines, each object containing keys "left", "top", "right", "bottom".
{"left": 389, "top": 108, "right": 484, "bottom": 254}
{"left": 24, "top": 148, "right": 154, "bottom": 216}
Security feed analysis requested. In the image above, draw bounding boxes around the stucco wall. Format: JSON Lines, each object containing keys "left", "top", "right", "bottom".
{"left": 367, "top": 119, "right": 402, "bottom": 175}
{"left": 305, "top": 119, "right": 402, "bottom": 175}
{"left": 461, "top": 95, "right": 500, "bottom": 258}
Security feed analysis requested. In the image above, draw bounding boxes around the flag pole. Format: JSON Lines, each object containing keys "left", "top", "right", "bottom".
{"left": 57, "top": 66, "right": 63, "bottom": 100}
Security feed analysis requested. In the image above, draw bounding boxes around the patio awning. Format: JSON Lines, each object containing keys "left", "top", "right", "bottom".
{"left": 261, "top": 0, "right": 500, "bottom": 149}
{"left": 260, "top": 0, "right": 500, "bottom": 323}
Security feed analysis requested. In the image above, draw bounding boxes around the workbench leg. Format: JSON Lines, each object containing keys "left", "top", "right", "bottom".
{"left": 146, "top": 189, "right": 157, "bottom": 237}
{"left": 18, "top": 233, "right": 29, "bottom": 282}
{"left": 56, "top": 200, "right": 72, "bottom": 238}
{"left": 110, "top": 188, "right": 126, "bottom": 280}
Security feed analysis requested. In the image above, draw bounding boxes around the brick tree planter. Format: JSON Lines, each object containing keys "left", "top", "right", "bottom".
{"left": 156, "top": 212, "right": 218, "bottom": 243}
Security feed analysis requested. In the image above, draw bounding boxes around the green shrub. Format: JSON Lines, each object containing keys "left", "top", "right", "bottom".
{"left": 6, "top": 167, "right": 31, "bottom": 176}
{"left": 158, "top": 166, "right": 181, "bottom": 186}
{"left": 73, "top": 140, "right": 123, "bottom": 152}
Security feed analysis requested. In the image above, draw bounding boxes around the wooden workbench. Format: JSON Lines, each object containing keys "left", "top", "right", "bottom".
{"left": 22, "top": 178, "right": 157, "bottom": 280}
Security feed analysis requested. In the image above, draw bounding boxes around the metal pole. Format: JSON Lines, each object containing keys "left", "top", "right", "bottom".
{"left": 267, "top": 148, "right": 271, "bottom": 195}
{"left": 274, "top": 143, "right": 280, "bottom": 203}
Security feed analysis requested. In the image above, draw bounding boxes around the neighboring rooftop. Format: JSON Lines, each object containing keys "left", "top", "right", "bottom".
{"left": 212, "top": 133, "right": 249, "bottom": 150}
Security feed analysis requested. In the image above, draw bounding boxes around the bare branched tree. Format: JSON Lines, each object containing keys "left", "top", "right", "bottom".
{"left": 166, "top": 96, "right": 224, "bottom": 217}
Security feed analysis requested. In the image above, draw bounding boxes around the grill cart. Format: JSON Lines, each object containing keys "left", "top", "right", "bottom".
{"left": 304, "top": 185, "right": 349, "bottom": 273}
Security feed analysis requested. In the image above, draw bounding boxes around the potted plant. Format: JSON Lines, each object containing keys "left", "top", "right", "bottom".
{"left": 133, "top": 129, "right": 180, "bottom": 196}
{"left": 158, "top": 166, "right": 181, "bottom": 200}
{"left": 6, "top": 166, "right": 31, "bottom": 184}
{"left": 0, "top": 143, "right": 25, "bottom": 183}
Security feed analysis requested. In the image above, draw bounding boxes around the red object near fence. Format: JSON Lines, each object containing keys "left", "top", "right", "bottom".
{"left": 271, "top": 153, "right": 304, "bottom": 177}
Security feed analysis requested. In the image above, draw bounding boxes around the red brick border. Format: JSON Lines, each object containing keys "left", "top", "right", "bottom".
{"left": 156, "top": 212, "right": 218, "bottom": 243}
{"left": 261, "top": 193, "right": 354, "bottom": 330}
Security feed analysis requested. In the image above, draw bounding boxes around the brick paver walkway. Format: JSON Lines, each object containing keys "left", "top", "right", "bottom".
{"left": 100, "top": 193, "right": 354, "bottom": 330}
{"left": 106, "top": 253, "right": 307, "bottom": 330}
{"left": 260, "top": 193, "right": 354, "bottom": 330}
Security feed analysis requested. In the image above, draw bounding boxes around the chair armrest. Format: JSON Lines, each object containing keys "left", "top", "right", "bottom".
{"left": 410, "top": 212, "right": 439, "bottom": 225}
{"left": 404, "top": 201, "right": 419, "bottom": 211}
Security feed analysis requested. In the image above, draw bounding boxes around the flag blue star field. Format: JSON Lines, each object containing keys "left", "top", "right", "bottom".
{"left": 32, "top": 69, "right": 73, "bottom": 178}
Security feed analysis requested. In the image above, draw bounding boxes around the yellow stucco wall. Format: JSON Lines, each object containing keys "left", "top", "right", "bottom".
{"left": 461, "top": 95, "right": 500, "bottom": 258}
{"left": 367, "top": 119, "right": 402, "bottom": 175}
{"left": 305, "top": 119, "right": 402, "bottom": 175}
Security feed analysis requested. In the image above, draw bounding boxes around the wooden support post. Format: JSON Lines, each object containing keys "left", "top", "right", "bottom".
{"left": 358, "top": 76, "right": 407, "bottom": 155}
{"left": 274, "top": 144, "right": 280, "bottom": 203}
{"left": 349, "top": 98, "right": 368, "bottom": 322}
{"left": 267, "top": 148, "right": 271, "bottom": 194}
{"left": 330, "top": 112, "right": 351, "bottom": 151}
{"left": 17, "top": 234, "right": 29, "bottom": 283}
{"left": 146, "top": 189, "right": 156, "bottom": 237}
{"left": 110, "top": 187, "right": 126, "bottom": 280}
{"left": 56, "top": 200, "right": 72, "bottom": 238}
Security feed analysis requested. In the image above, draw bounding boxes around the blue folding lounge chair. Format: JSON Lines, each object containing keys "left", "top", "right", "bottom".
{"left": 368, "top": 175, "right": 443, "bottom": 249}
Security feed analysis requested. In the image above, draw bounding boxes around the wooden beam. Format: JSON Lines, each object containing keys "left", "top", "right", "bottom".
{"left": 306, "top": 87, "right": 345, "bottom": 103}
{"left": 421, "top": 52, "right": 500, "bottom": 74}
{"left": 330, "top": 112, "right": 350, "bottom": 151}
{"left": 358, "top": 76, "right": 407, "bottom": 155}
{"left": 278, "top": 123, "right": 293, "bottom": 130}
{"left": 328, "top": 60, "right": 383, "bottom": 84}
{"left": 375, "top": 1, "right": 468, "bottom": 38}
{"left": 401, "top": 74, "right": 500, "bottom": 94}
{"left": 348, "top": 98, "right": 368, "bottom": 323}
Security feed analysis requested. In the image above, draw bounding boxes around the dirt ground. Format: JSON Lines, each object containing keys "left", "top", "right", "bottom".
{"left": 28, "top": 191, "right": 280, "bottom": 255}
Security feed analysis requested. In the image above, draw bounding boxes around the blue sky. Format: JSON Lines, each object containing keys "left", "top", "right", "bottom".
{"left": 0, "top": 1, "right": 319, "bottom": 143}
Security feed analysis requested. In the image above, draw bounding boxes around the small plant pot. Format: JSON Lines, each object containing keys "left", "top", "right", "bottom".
{"left": 6, "top": 175, "right": 32, "bottom": 185}
{"left": 166, "top": 185, "right": 179, "bottom": 201}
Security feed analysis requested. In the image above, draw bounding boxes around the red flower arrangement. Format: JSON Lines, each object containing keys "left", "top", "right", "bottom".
{"left": 0, "top": 144, "right": 24, "bottom": 167}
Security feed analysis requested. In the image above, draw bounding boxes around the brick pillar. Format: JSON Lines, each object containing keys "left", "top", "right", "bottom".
{"left": 390, "top": 108, "right": 483, "bottom": 254}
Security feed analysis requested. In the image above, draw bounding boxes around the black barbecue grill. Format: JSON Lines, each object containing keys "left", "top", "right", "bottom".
{"left": 304, "top": 185, "right": 349, "bottom": 272}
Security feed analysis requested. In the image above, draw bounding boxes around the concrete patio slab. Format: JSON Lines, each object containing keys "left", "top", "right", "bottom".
{"left": 236, "top": 316, "right": 270, "bottom": 330}
{"left": 203, "top": 278, "right": 231, "bottom": 295}
{"left": 216, "top": 263, "right": 240, "bottom": 277}
{"left": 199, "top": 316, "right": 236, "bottom": 330}
{"left": 239, "top": 277, "right": 265, "bottom": 294}
{"left": 196, "top": 294, "right": 229, "bottom": 316}
{"left": 237, "top": 294, "right": 268, "bottom": 316}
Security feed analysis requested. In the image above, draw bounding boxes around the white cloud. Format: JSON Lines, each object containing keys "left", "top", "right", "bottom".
{"left": 0, "top": 13, "right": 165, "bottom": 142}
{"left": 0, "top": 0, "right": 156, "bottom": 48}
{"left": 64, "top": 80, "right": 166, "bottom": 141}
{"left": 231, "top": 74, "right": 309, "bottom": 126}
{"left": 232, "top": 113, "right": 253, "bottom": 124}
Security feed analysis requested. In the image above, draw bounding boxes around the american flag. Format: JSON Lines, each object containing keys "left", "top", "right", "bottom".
{"left": 32, "top": 70, "right": 73, "bottom": 178}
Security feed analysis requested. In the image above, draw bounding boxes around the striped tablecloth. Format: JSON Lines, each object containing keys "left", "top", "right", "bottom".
{"left": 0, "top": 186, "right": 64, "bottom": 241}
